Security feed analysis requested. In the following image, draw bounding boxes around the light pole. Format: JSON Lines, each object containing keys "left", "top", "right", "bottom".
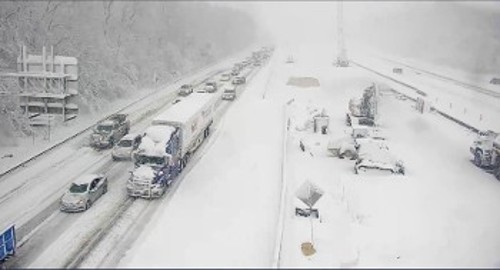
{"left": 336, "top": 1, "right": 349, "bottom": 67}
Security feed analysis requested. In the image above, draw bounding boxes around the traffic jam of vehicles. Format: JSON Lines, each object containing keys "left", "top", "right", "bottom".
{"left": 0, "top": 47, "right": 272, "bottom": 267}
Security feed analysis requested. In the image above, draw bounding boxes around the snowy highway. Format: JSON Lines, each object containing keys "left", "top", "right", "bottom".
{"left": 0, "top": 49, "right": 265, "bottom": 268}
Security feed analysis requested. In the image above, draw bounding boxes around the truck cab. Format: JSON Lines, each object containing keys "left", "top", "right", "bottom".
{"left": 128, "top": 126, "right": 181, "bottom": 198}
{"left": 470, "top": 130, "right": 500, "bottom": 169}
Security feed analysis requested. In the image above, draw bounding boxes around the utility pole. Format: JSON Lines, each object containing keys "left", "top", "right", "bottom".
{"left": 336, "top": 1, "right": 349, "bottom": 67}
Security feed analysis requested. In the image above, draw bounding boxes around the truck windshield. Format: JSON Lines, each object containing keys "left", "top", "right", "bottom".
{"left": 135, "top": 155, "right": 164, "bottom": 166}
{"left": 69, "top": 183, "right": 88, "bottom": 193}
{"left": 96, "top": 125, "right": 113, "bottom": 133}
{"left": 224, "top": 89, "right": 235, "bottom": 93}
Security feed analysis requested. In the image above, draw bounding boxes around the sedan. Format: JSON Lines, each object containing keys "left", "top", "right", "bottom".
{"left": 60, "top": 174, "right": 108, "bottom": 212}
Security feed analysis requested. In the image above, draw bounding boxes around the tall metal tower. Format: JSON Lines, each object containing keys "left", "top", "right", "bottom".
{"left": 336, "top": 1, "right": 349, "bottom": 67}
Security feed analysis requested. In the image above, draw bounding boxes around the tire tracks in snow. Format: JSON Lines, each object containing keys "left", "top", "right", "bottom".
{"left": 72, "top": 60, "right": 269, "bottom": 268}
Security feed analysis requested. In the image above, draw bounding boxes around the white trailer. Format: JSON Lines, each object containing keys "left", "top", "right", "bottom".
{"left": 151, "top": 92, "right": 219, "bottom": 166}
{"left": 129, "top": 93, "right": 220, "bottom": 198}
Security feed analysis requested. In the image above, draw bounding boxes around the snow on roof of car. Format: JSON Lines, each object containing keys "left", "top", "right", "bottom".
{"left": 73, "top": 174, "right": 101, "bottom": 185}
{"left": 358, "top": 145, "right": 399, "bottom": 166}
{"left": 357, "top": 159, "right": 398, "bottom": 172}
{"left": 121, "top": 133, "right": 140, "bottom": 141}
{"left": 152, "top": 93, "right": 217, "bottom": 125}
{"left": 99, "top": 120, "right": 115, "bottom": 126}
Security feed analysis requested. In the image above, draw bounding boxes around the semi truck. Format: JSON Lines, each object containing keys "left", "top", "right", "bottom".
{"left": 470, "top": 130, "right": 500, "bottom": 180}
{"left": 127, "top": 93, "right": 220, "bottom": 198}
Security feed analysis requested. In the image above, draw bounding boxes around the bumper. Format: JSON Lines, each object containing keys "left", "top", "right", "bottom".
{"left": 112, "top": 152, "right": 131, "bottom": 160}
{"left": 127, "top": 188, "right": 163, "bottom": 199}
{"left": 60, "top": 203, "right": 86, "bottom": 212}
{"left": 91, "top": 141, "right": 112, "bottom": 148}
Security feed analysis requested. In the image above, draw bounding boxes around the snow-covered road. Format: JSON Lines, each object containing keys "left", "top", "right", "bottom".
{"left": 0, "top": 48, "right": 260, "bottom": 268}
{"left": 119, "top": 50, "right": 285, "bottom": 268}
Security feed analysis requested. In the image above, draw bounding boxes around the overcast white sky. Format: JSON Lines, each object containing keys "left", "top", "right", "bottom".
{"left": 217, "top": 1, "right": 500, "bottom": 46}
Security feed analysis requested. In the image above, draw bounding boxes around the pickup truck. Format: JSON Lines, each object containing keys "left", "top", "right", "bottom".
{"left": 90, "top": 114, "right": 130, "bottom": 149}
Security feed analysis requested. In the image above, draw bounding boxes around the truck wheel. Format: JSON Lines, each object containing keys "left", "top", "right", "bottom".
{"left": 103, "top": 184, "right": 108, "bottom": 194}
{"left": 85, "top": 200, "right": 91, "bottom": 210}
{"left": 495, "top": 169, "right": 500, "bottom": 181}
{"left": 474, "top": 150, "right": 483, "bottom": 167}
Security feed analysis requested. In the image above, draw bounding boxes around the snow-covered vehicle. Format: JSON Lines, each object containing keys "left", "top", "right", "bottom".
{"left": 222, "top": 85, "right": 236, "bottom": 101}
{"left": 112, "top": 133, "right": 142, "bottom": 161}
{"left": 346, "top": 85, "right": 377, "bottom": 127}
{"left": 327, "top": 137, "right": 357, "bottom": 159}
{"left": 90, "top": 114, "right": 130, "bottom": 149}
{"left": 203, "top": 80, "right": 218, "bottom": 93}
{"left": 470, "top": 130, "right": 500, "bottom": 179}
{"left": 128, "top": 93, "right": 218, "bottom": 198}
{"left": 232, "top": 76, "right": 246, "bottom": 85}
{"left": 231, "top": 69, "right": 240, "bottom": 76}
{"left": 354, "top": 141, "right": 404, "bottom": 175}
{"left": 178, "top": 84, "right": 194, "bottom": 96}
{"left": 60, "top": 174, "right": 108, "bottom": 212}
{"left": 220, "top": 73, "right": 231, "bottom": 82}
{"left": 351, "top": 124, "right": 385, "bottom": 139}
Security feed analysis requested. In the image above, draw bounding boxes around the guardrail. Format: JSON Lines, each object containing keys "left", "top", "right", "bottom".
{"left": 272, "top": 98, "right": 294, "bottom": 268}
{"left": 351, "top": 60, "right": 481, "bottom": 134}
{"left": 0, "top": 55, "right": 239, "bottom": 181}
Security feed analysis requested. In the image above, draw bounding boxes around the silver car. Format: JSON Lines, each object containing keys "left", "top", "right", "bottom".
{"left": 112, "top": 133, "right": 142, "bottom": 161}
{"left": 60, "top": 174, "right": 108, "bottom": 212}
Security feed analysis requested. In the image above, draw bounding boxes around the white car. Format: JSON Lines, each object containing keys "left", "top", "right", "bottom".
{"left": 354, "top": 143, "right": 404, "bottom": 175}
{"left": 220, "top": 73, "right": 231, "bottom": 82}
{"left": 222, "top": 85, "right": 236, "bottom": 100}
{"left": 232, "top": 76, "right": 246, "bottom": 85}
{"left": 112, "top": 133, "right": 142, "bottom": 161}
{"left": 60, "top": 174, "right": 108, "bottom": 212}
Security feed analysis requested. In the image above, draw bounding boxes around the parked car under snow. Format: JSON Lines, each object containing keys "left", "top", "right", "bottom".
{"left": 354, "top": 143, "right": 404, "bottom": 175}
{"left": 327, "top": 137, "right": 357, "bottom": 159}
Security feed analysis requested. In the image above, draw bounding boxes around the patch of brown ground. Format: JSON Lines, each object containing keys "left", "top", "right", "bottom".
{"left": 287, "top": 77, "right": 320, "bottom": 88}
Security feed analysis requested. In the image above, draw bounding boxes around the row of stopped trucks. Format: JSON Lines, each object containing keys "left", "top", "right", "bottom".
{"left": 127, "top": 92, "right": 220, "bottom": 198}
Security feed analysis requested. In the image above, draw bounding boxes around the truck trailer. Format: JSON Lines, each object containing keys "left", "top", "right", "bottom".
{"left": 127, "top": 93, "right": 219, "bottom": 198}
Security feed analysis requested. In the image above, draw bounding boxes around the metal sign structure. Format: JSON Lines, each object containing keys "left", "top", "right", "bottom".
{"left": 295, "top": 180, "right": 324, "bottom": 209}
